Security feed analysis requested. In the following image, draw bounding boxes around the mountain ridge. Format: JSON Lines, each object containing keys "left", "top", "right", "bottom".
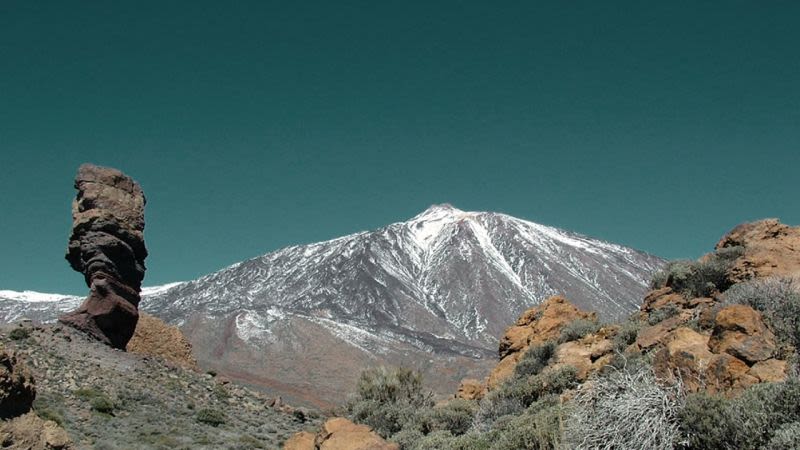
{"left": 1, "top": 205, "right": 664, "bottom": 407}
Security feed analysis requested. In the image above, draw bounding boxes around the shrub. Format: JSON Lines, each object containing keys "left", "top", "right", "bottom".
{"left": 349, "top": 400, "right": 417, "bottom": 437}
{"left": 557, "top": 319, "right": 601, "bottom": 344}
{"left": 447, "top": 432, "right": 493, "bottom": 450}
{"left": 491, "top": 398, "right": 563, "bottom": 450}
{"left": 352, "top": 366, "right": 432, "bottom": 407}
{"left": 678, "top": 377, "right": 800, "bottom": 449}
{"left": 650, "top": 247, "right": 742, "bottom": 298}
{"left": 474, "top": 366, "right": 577, "bottom": 431}
{"left": 346, "top": 367, "right": 433, "bottom": 438}
{"left": 9, "top": 327, "right": 30, "bottom": 340}
{"left": 612, "top": 319, "right": 641, "bottom": 352}
{"left": 472, "top": 395, "right": 524, "bottom": 432}
{"left": 565, "top": 364, "right": 684, "bottom": 449}
{"left": 766, "top": 422, "right": 800, "bottom": 450}
{"left": 416, "top": 398, "right": 477, "bottom": 436}
{"left": 391, "top": 428, "right": 425, "bottom": 449}
{"left": 33, "top": 394, "right": 65, "bottom": 426}
{"left": 648, "top": 303, "right": 680, "bottom": 325}
{"left": 412, "top": 431, "right": 456, "bottom": 450}
{"left": 90, "top": 396, "right": 115, "bottom": 414}
{"left": 74, "top": 387, "right": 104, "bottom": 400}
{"left": 513, "top": 342, "right": 556, "bottom": 379}
{"left": 196, "top": 408, "right": 226, "bottom": 426}
{"left": 723, "top": 276, "right": 800, "bottom": 349}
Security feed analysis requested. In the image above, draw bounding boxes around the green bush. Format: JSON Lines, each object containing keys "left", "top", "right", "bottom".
{"left": 448, "top": 432, "right": 493, "bottom": 450}
{"left": 513, "top": 342, "right": 556, "bottom": 379}
{"left": 501, "top": 366, "right": 577, "bottom": 408}
{"left": 723, "top": 276, "right": 800, "bottom": 350}
{"left": 391, "top": 428, "right": 425, "bottom": 449}
{"left": 491, "top": 399, "right": 563, "bottom": 450}
{"left": 349, "top": 400, "right": 417, "bottom": 437}
{"left": 32, "top": 394, "right": 66, "bottom": 426}
{"left": 766, "top": 422, "right": 800, "bottom": 450}
{"left": 196, "top": 408, "right": 226, "bottom": 426}
{"left": 650, "top": 246, "right": 742, "bottom": 298}
{"left": 346, "top": 367, "right": 433, "bottom": 438}
{"left": 678, "top": 377, "right": 800, "bottom": 449}
{"left": 612, "top": 319, "right": 641, "bottom": 352}
{"left": 416, "top": 398, "right": 477, "bottom": 436}
{"left": 9, "top": 327, "right": 31, "bottom": 340}
{"left": 648, "top": 303, "right": 680, "bottom": 325}
{"left": 74, "top": 387, "right": 104, "bottom": 400}
{"left": 352, "top": 366, "right": 432, "bottom": 407}
{"left": 90, "top": 396, "right": 115, "bottom": 414}
{"left": 412, "top": 431, "right": 456, "bottom": 450}
{"left": 475, "top": 366, "right": 577, "bottom": 431}
{"left": 557, "top": 319, "right": 600, "bottom": 344}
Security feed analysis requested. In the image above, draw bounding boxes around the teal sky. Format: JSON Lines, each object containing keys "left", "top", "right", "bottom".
{"left": 1, "top": 1, "right": 798, "bottom": 295}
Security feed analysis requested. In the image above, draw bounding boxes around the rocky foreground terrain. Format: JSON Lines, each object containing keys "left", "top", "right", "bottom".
{"left": 0, "top": 322, "right": 320, "bottom": 449}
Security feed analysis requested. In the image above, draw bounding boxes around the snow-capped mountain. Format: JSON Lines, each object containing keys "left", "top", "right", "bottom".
{"left": 1, "top": 205, "right": 664, "bottom": 407}
{"left": 0, "top": 290, "right": 81, "bottom": 323}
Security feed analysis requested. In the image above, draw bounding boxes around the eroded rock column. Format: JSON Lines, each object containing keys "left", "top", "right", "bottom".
{"left": 59, "top": 164, "right": 147, "bottom": 349}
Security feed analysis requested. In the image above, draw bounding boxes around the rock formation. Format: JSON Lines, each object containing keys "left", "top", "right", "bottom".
{"left": 284, "top": 417, "right": 399, "bottom": 450}
{"left": 0, "top": 345, "right": 35, "bottom": 420}
{"left": 487, "top": 296, "right": 595, "bottom": 389}
{"left": 126, "top": 312, "right": 198, "bottom": 370}
{"left": 59, "top": 164, "right": 147, "bottom": 349}
{"left": 715, "top": 218, "right": 800, "bottom": 283}
{"left": 0, "top": 412, "right": 71, "bottom": 450}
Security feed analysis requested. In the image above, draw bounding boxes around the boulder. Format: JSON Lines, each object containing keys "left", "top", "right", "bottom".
{"left": 455, "top": 378, "right": 485, "bottom": 401}
{"left": 489, "top": 296, "right": 594, "bottom": 388}
{"left": 283, "top": 417, "right": 398, "bottom": 450}
{"left": 0, "top": 412, "right": 71, "bottom": 450}
{"left": 716, "top": 219, "right": 800, "bottom": 283}
{"left": 552, "top": 327, "right": 616, "bottom": 380}
{"left": 641, "top": 287, "right": 688, "bottom": 313}
{"left": 283, "top": 431, "right": 316, "bottom": 450}
{"left": 316, "top": 417, "right": 399, "bottom": 450}
{"left": 653, "top": 327, "right": 715, "bottom": 392}
{"left": 126, "top": 313, "right": 198, "bottom": 370}
{"left": 705, "top": 354, "right": 758, "bottom": 393}
{"left": 0, "top": 347, "right": 35, "bottom": 419}
{"left": 748, "top": 359, "right": 788, "bottom": 383}
{"left": 708, "top": 305, "right": 776, "bottom": 364}
{"left": 635, "top": 310, "right": 694, "bottom": 351}
{"left": 59, "top": 164, "right": 147, "bottom": 349}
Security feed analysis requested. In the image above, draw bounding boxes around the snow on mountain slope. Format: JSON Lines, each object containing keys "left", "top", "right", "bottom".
{"left": 0, "top": 290, "right": 82, "bottom": 323}
{"left": 1, "top": 205, "right": 664, "bottom": 407}
{"left": 138, "top": 205, "right": 664, "bottom": 406}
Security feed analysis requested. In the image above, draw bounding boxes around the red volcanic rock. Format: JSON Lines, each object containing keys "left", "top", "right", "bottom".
{"left": 283, "top": 417, "right": 399, "bottom": 450}
{"left": 0, "top": 346, "right": 35, "bottom": 419}
{"left": 488, "top": 296, "right": 596, "bottom": 389}
{"left": 716, "top": 219, "right": 800, "bottom": 283}
{"left": 59, "top": 164, "right": 147, "bottom": 349}
{"left": 708, "top": 305, "right": 777, "bottom": 364}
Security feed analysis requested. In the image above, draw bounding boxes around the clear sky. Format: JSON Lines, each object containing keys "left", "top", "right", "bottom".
{"left": 1, "top": 1, "right": 798, "bottom": 294}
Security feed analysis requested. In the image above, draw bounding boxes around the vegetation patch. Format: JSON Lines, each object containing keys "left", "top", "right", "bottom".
{"left": 650, "top": 246, "right": 743, "bottom": 298}
{"left": 8, "top": 327, "right": 31, "bottom": 340}
{"left": 565, "top": 364, "right": 684, "bottom": 449}
{"left": 557, "top": 319, "right": 601, "bottom": 344}
{"left": 195, "top": 408, "right": 226, "bottom": 427}
{"left": 723, "top": 276, "right": 800, "bottom": 351}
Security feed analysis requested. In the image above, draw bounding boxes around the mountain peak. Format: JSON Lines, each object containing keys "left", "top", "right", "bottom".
{"left": 407, "top": 204, "right": 471, "bottom": 248}
{"left": 417, "top": 203, "right": 463, "bottom": 217}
